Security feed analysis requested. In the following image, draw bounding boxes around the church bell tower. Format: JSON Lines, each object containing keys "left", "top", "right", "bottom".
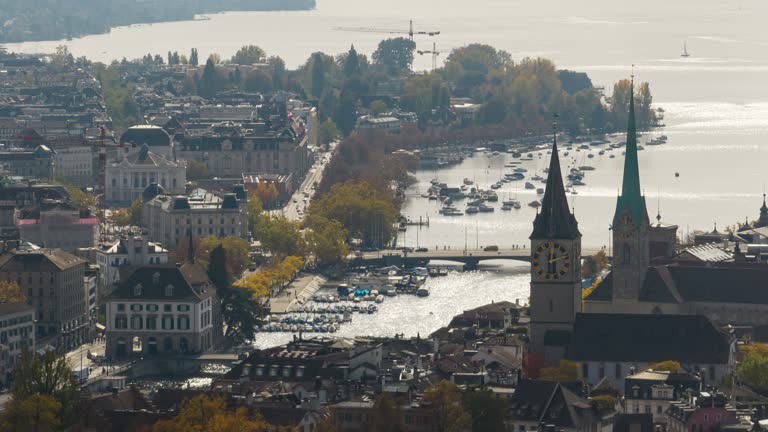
{"left": 611, "top": 75, "right": 651, "bottom": 306}
{"left": 529, "top": 122, "right": 582, "bottom": 360}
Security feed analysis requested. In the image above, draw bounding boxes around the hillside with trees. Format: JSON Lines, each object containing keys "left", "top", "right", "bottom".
{"left": 0, "top": 0, "right": 316, "bottom": 43}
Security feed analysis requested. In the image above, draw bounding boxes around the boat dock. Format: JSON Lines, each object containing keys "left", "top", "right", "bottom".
{"left": 269, "top": 275, "right": 327, "bottom": 314}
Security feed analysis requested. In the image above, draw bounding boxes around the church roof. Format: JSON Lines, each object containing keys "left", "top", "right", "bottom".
{"left": 613, "top": 79, "right": 649, "bottom": 225}
{"left": 587, "top": 263, "right": 768, "bottom": 306}
{"left": 530, "top": 130, "right": 580, "bottom": 240}
{"left": 756, "top": 194, "right": 768, "bottom": 228}
{"left": 567, "top": 313, "right": 731, "bottom": 364}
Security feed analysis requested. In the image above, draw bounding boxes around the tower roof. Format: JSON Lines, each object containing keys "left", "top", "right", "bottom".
{"left": 530, "top": 125, "right": 580, "bottom": 239}
{"left": 756, "top": 194, "right": 768, "bottom": 228}
{"left": 613, "top": 76, "right": 649, "bottom": 225}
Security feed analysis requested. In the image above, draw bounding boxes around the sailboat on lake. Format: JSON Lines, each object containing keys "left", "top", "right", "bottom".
{"left": 681, "top": 42, "right": 690, "bottom": 57}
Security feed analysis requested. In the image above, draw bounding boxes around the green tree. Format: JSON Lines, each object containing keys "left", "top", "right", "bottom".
{"left": 189, "top": 48, "right": 199, "bottom": 66}
{"left": 127, "top": 198, "right": 143, "bottom": 226}
{"left": 308, "top": 52, "right": 333, "bottom": 99}
{"left": 222, "top": 287, "right": 260, "bottom": 344}
{"left": 247, "top": 193, "right": 263, "bottom": 235}
{"left": 465, "top": 388, "right": 508, "bottom": 432}
{"left": 256, "top": 215, "right": 304, "bottom": 258}
{"left": 10, "top": 349, "right": 81, "bottom": 427}
{"left": 0, "top": 394, "right": 62, "bottom": 432}
{"left": 243, "top": 70, "right": 273, "bottom": 93}
{"left": 738, "top": 351, "right": 768, "bottom": 391}
{"left": 646, "top": 360, "right": 681, "bottom": 373}
{"left": 305, "top": 216, "right": 349, "bottom": 266}
{"left": 207, "top": 244, "right": 229, "bottom": 294}
{"left": 186, "top": 160, "right": 211, "bottom": 180}
{"left": 95, "top": 64, "right": 139, "bottom": 134}
{"left": 152, "top": 394, "right": 270, "bottom": 432}
{"left": 268, "top": 55, "right": 287, "bottom": 89}
{"left": 369, "top": 100, "right": 388, "bottom": 115}
{"left": 199, "top": 57, "right": 219, "bottom": 98}
{"left": 334, "top": 90, "right": 358, "bottom": 137}
{"left": 422, "top": 381, "right": 471, "bottom": 432}
{"left": 318, "top": 118, "right": 340, "bottom": 146}
{"left": 539, "top": 359, "right": 579, "bottom": 381}
{"left": 58, "top": 181, "right": 97, "bottom": 208}
{"left": 373, "top": 37, "right": 416, "bottom": 75}
{"left": 231, "top": 45, "right": 266, "bottom": 65}
{"left": 343, "top": 44, "right": 362, "bottom": 77}
{"left": 371, "top": 392, "right": 406, "bottom": 432}
{"left": 308, "top": 180, "right": 397, "bottom": 249}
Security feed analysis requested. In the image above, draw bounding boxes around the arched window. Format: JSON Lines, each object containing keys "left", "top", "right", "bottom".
{"left": 623, "top": 244, "right": 631, "bottom": 265}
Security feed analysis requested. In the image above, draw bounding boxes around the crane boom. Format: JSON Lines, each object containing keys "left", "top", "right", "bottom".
{"left": 333, "top": 20, "right": 439, "bottom": 40}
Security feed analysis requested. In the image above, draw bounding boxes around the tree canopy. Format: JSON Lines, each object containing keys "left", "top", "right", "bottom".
{"left": 152, "top": 394, "right": 271, "bottom": 432}
{"left": 373, "top": 38, "right": 416, "bottom": 75}
{"left": 538, "top": 359, "right": 579, "bottom": 381}
{"left": 231, "top": 45, "right": 266, "bottom": 65}
{"left": 421, "top": 380, "right": 471, "bottom": 432}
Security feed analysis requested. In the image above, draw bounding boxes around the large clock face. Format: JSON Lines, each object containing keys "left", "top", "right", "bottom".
{"left": 532, "top": 241, "right": 571, "bottom": 280}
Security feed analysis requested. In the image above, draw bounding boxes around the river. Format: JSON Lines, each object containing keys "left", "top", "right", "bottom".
{"left": 5, "top": 0, "right": 768, "bottom": 348}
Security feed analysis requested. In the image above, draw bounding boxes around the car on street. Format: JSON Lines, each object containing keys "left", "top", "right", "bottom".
{"left": 415, "top": 247, "right": 428, "bottom": 252}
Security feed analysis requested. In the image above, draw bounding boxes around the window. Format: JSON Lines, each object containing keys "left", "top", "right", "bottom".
{"left": 146, "top": 316, "right": 157, "bottom": 330}
{"left": 165, "top": 285, "right": 174, "bottom": 297}
{"left": 117, "top": 304, "right": 125, "bottom": 312}
{"left": 549, "top": 299, "right": 554, "bottom": 313}
{"left": 163, "top": 304, "right": 172, "bottom": 312}
{"left": 147, "top": 304, "right": 158, "bottom": 312}
{"left": 130, "top": 304, "right": 143, "bottom": 312}
{"left": 152, "top": 273, "right": 160, "bottom": 285}
{"left": 177, "top": 316, "right": 190, "bottom": 330}
{"left": 657, "top": 406, "right": 662, "bottom": 415}
{"left": 177, "top": 304, "right": 190, "bottom": 312}
{"left": 644, "top": 405, "right": 651, "bottom": 414}
{"left": 703, "top": 414, "right": 709, "bottom": 422}
{"left": 623, "top": 244, "right": 631, "bottom": 265}
{"left": 114, "top": 316, "right": 127, "bottom": 329}
{"left": 633, "top": 404, "right": 639, "bottom": 413}
{"left": 162, "top": 316, "right": 174, "bottom": 330}
{"left": 598, "top": 363, "right": 605, "bottom": 378}
{"left": 615, "top": 363, "right": 621, "bottom": 378}
{"left": 582, "top": 363, "right": 589, "bottom": 378}
{"left": 130, "top": 316, "right": 143, "bottom": 330}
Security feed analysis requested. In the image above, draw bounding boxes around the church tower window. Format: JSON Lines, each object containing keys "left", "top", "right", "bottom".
{"left": 623, "top": 244, "right": 631, "bottom": 264}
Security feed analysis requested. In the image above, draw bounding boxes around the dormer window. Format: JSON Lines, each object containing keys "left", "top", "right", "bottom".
{"left": 152, "top": 272, "right": 161, "bottom": 285}
{"left": 133, "top": 284, "right": 142, "bottom": 296}
{"left": 296, "top": 366, "right": 305, "bottom": 378}
{"left": 165, "top": 284, "right": 174, "bottom": 297}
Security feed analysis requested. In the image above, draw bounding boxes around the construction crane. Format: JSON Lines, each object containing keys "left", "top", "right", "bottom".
{"left": 333, "top": 20, "right": 440, "bottom": 41}
{"left": 417, "top": 42, "right": 447, "bottom": 71}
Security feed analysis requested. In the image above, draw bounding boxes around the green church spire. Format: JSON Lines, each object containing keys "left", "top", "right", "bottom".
{"left": 613, "top": 74, "right": 649, "bottom": 225}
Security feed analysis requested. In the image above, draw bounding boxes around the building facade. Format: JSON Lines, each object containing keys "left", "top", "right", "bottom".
{"left": 105, "top": 144, "right": 185, "bottom": 206}
{"left": 16, "top": 200, "right": 99, "bottom": 251}
{"left": 0, "top": 301, "right": 35, "bottom": 386}
{"left": 53, "top": 145, "right": 96, "bottom": 187}
{"left": 96, "top": 231, "right": 169, "bottom": 295}
{"left": 0, "top": 246, "right": 88, "bottom": 350}
{"left": 105, "top": 263, "right": 220, "bottom": 358}
{"left": 142, "top": 188, "right": 247, "bottom": 247}
{"left": 0, "top": 145, "right": 54, "bottom": 179}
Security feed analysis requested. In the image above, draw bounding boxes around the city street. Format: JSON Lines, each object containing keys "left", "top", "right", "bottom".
{"left": 280, "top": 147, "right": 333, "bottom": 222}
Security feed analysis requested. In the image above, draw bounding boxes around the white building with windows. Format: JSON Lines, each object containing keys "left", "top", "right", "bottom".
{"left": 96, "top": 231, "right": 169, "bottom": 295}
{"left": 105, "top": 144, "right": 185, "bottom": 206}
{"left": 0, "top": 301, "right": 35, "bottom": 386}
{"left": 105, "top": 263, "right": 220, "bottom": 358}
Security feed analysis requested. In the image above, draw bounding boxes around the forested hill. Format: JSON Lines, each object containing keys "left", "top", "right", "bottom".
{"left": 0, "top": 0, "right": 316, "bottom": 43}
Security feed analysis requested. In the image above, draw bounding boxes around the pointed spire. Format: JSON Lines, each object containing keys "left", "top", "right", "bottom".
{"left": 614, "top": 71, "right": 649, "bottom": 225}
{"left": 530, "top": 118, "right": 580, "bottom": 239}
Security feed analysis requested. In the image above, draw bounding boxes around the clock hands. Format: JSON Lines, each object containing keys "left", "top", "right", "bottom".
{"left": 548, "top": 255, "right": 568, "bottom": 264}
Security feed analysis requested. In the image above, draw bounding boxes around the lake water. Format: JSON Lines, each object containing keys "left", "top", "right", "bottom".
{"left": 5, "top": 0, "right": 768, "bottom": 346}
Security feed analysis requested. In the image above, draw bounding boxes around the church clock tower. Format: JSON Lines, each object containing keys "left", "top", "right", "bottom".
{"left": 611, "top": 76, "right": 651, "bottom": 307}
{"left": 529, "top": 123, "right": 581, "bottom": 359}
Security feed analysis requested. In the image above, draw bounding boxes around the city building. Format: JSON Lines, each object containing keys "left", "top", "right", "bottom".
{"left": 105, "top": 144, "right": 185, "bottom": 206}
{"left": 119, "top": 125, "right": 174, "bottom": 161}
{"left": 177, "top": 119, "right": 310, "bottom": 189}
{"left": 105, "top": 261, "right": 220, "bottom": 358}
{"left": 667, "top": 392, "right": 747, "bottom": 432}
{"left": 566, "top": 313, "right": 734, "bottom": 390}
{"left": 0, "top": 245, "right": 88, "bottom": 350}
{"left": 506, "top": 380, "right": 614, "bottom": 432}
{"left": 52, "top": 144, "right": 96, "bottom": 187}
{"left": 0, "top": 301, "right": 35, "bottom": 386}
{"left": 16, "top": 200, "right": 99, "bottom": 251}
{"left": 141, "top": 187, "right": 247, "bottom": 247}
{"left": 623, "top": 370, "right": 700, "bottom": 424}
{"left": 0, "top": 145, "right": 55, "bottom": 179}
{"left": 356, "top": 115, "right": 401, "bottom": 135}
{"left": 96, "top": 230, "right": 169, "bottom": 295}
{"left": 0, "top": 182, "right": 69, "bottom": 239}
